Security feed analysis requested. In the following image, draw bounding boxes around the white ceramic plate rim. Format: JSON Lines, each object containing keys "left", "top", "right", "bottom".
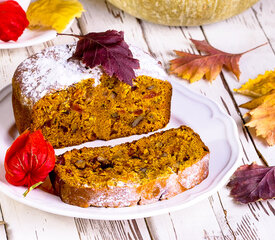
{"left": 0, "top": 20, "right": 74, "bottom": 49}
{"left": 0, "top": 80, "right": 242, "bottom": 220}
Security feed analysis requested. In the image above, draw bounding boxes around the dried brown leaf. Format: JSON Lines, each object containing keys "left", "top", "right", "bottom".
{"left": 170, "top": 39, "right": 266, "bottom": 83}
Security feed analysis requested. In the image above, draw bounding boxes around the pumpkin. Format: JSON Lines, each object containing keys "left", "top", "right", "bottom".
{"left": 107, "top": 0, "right": 259, "bottom": 26}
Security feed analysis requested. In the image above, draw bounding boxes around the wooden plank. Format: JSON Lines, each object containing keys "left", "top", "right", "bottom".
{"left": 252, "top": 0, "right": 275, "bottom": 52}
{"left": 145, "top": 214, "right": 178, "bottom": 240}
{"left": 0, "top": 47, "right": 28, "bottom": 90}
{"left": 75, "top": 218, "right": 152, "bottom": 240}
{"left": 209, "top": 191, "right": 275, "bottom": 240}
{"left": 0, "top": 201, "right": 7, "bottom": 240}
{"left": 146, "top": 199, "right": 229, "bottom": 240}
{"left": 0, "top": 192, "right": 80, "bottom": 240}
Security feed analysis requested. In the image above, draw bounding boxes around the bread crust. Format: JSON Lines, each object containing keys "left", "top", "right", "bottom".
{"left": 12, "top": 92, "right": 32, "bottom": 133}
{"left": 50, "top": 153, "right": 209, "bottom": 208}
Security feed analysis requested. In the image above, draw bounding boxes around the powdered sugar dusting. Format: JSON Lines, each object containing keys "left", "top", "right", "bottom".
{"left": 16, "top": 45, "right": 102, "bottom": 105}
{"left": 132, "top": 45, "right": 168, "bottom": 80}
{"left": 15, "top": 44, "right": 168, "bottom": 106}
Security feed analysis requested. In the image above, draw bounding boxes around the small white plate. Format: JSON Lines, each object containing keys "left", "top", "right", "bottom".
{"left": 0, "top": 80, "right": 242, "bottom": 220}
{"left": 0, "top": 21, "right": 74, "bottom": 49}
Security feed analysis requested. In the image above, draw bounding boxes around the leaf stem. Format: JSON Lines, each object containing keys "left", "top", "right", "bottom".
{"left": 57, "top": 33, "right": 83, "bottom": 39}
{"left": 242, "top": 42, "right": 268, "bottom": 55}
{"left": 23, "top": 181, "right": 43, "bottom": 197}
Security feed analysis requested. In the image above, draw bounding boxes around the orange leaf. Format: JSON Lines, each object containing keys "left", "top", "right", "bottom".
{"left": 169, "top": 39, "right": 267, "bottom": 83}
{"left": 244, "top": 91, "right": 275, "bottom": 146}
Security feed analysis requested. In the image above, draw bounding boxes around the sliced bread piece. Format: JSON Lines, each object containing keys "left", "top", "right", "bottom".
{"left": 50, "top": 125, "right": 209, "bottom": 208}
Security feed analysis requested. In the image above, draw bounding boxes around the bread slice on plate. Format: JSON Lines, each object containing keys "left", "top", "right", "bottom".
{"left": 50, "top": 125, "right": 210, "bottom": 208}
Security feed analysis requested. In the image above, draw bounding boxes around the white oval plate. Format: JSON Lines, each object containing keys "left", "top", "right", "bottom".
{"left": 0, "top": 80, "right": 241, "bottom": 220}
{"left": 0, "top": 21, "right": 74, "bottom": 49}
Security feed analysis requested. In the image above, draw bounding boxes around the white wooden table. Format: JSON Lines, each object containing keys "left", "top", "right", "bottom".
{"left": 0, "top": 0, "right": 275, "bottom": 239}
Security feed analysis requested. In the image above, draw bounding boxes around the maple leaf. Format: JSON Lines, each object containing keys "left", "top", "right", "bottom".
{"left": 234, "top": 69, "right": 275, "bottom": 97}
{"left": 227, "top": 163, "right": 275, "bottom": 204}
{"left": 27, "top": 0, "right": 84, "bottom": 33}
{"left": 60, "top": 30, "right": 140, "bottom": 86}
{"left": 244, "top": 91, "right": 275, "bottom": 146}
{"left": 170, "top": 39, "right": 267, "bottom": 83}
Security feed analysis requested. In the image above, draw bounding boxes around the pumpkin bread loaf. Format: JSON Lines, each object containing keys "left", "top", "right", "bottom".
{"left": 12, "top": 44, "right": 172, "bottom": 148}
{"left": 50, "top": 126, "right": 210, "bottom": 208}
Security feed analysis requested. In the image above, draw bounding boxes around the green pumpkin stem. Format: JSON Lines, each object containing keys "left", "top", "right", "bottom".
{"left": 23, "top": 181, "right": 43, "bottom": 197}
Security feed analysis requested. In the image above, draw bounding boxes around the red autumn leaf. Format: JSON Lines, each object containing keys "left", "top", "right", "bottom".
{"left": 227, "top": 163, "right": 275, "bottom": 204}
{"left": 59, "top": 30, "right": 140, "bottom": 86}
{"left": 170, "top": 39, "right": 267, "bottom": 83}
{"left": 4, "top": 130, "right": 56, "bottom": 191}
{"left": 0, "top": 0, "right": 29, "bottom": 42}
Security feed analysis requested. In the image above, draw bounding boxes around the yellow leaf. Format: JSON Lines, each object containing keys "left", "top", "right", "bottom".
{"left": 234, "top": 69, "right": 275, "bottom": 97}
{"left": 27, "top": 0, "right": 84, "bottom": 33}
{"left": 240, "top": 90, "right": 275, "bottom": 109}
{"left": 244, "top": 91, "right": 275, "bottom": 146}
